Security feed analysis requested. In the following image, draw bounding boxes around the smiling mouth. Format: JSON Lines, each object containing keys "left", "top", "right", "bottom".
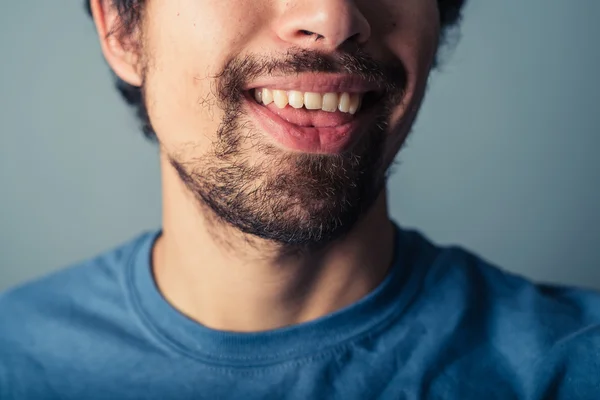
{"left": 243, "top": 87, "right": 385, "bottom": 154}
{"left": 240, "top": 73, "right": 389, "bottom": 153}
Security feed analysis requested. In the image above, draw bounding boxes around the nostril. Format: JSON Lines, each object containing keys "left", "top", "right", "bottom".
{"left": 299, "top": 30, "right": 325, "bottom": 41}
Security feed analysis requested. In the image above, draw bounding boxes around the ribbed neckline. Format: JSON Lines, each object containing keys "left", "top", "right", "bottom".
{"left": 126, "top": 226, "right": 422, "bottom": 368}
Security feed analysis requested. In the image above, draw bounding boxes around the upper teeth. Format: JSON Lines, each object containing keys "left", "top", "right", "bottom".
{"left": 254, "top": 89, "right": 363, "bottom": 114}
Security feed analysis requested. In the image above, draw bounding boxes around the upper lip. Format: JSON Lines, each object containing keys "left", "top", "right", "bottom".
{"left": 245, "top": 73, "right": 383, "bottom": 94}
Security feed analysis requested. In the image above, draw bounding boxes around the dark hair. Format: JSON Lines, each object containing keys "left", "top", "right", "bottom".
{"left": 85, "top": 0, "right": 467, "bottom": 141}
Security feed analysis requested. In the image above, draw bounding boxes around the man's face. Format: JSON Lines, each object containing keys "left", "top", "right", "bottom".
{"left": 136, "top": 0, "right": 440, "bottom": 247}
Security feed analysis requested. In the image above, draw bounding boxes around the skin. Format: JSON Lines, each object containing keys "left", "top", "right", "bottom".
{"left": 91, "top": 0, "right": 440, "bottom": 332}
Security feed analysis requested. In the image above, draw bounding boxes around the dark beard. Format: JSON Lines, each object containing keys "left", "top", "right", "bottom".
{"left": 168, "top": 49, "right": 407, "bottom": 249}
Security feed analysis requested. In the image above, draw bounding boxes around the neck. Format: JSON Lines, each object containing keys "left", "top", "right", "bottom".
{"left": 153, "top": 157, "right": 396, "bottom": 332}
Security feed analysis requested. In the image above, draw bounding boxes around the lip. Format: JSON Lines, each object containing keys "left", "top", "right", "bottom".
{"left": 244, "top": 91, "right": 381, "bottom": 154}
{"left": 245, "top": 73, "right": 383, "bottom": 95}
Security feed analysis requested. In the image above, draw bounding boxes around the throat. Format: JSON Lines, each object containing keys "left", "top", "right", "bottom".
{"left": 152, "top": 202, "right": 395, "bottom": 333}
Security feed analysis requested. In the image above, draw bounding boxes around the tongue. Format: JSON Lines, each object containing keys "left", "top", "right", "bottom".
{"left": 264, "top": 103, "right": 355, "bottom": 128}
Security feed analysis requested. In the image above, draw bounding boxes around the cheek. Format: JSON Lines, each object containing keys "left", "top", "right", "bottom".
{"left": 376, "top": 0, "right": 440, "bottom": 155}
{"left": 141, "top": 0, "right": 265, "bottom": 148}
{"left": 384, "top": 0, "right": 440, "bottom": 86}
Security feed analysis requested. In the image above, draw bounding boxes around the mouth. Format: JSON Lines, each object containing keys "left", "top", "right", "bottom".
{"left": 243, "top": 75, "right": 385, "bottom": 154}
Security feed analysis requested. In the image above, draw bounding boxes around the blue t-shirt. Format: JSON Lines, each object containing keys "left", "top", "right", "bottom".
{"left": 1, "top": 227, "right": 600, "bottom": 399}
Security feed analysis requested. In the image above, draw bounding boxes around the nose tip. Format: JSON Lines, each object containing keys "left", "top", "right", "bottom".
{"left": 275, "top": 1, "right": 371, "bottom": 51}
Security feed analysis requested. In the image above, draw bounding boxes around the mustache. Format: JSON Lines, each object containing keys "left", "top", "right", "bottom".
{"left": 213, "top": 48, "right": 407, "bottom": 106}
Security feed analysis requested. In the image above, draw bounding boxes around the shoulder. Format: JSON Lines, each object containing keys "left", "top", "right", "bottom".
{"left": 404, "top": 229, "right": 600, "bottom": 397}
{"left": 0, "top": 231, "right": 154, "bottom": 323}
{"left": 530, "top": 324, "right": 600, "bottom": 398}
{"left": 402, "top": 227, "right": 600, "bottom": 327}
{"left": 0, "top": 232, "right": 156, "bottom": 397}
{"left": 426, "top": 239, "right": 600, "bottom": 330}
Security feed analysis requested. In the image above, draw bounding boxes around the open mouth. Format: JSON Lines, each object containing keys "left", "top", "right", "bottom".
{"left": 244, "top": 84, "right": 385, "bottom": 154}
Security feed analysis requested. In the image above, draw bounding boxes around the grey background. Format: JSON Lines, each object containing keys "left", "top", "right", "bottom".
{"left": 1, "top": 1, "right": 599, "bottom": 292}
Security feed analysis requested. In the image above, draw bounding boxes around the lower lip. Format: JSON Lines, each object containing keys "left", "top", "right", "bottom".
{"left": 244, "top": 94, "right": 376, "bottom": 154}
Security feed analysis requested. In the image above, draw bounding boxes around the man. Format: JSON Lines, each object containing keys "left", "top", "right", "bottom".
{"left": 1, "top": 0, "right": 599, "bottom": 398}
